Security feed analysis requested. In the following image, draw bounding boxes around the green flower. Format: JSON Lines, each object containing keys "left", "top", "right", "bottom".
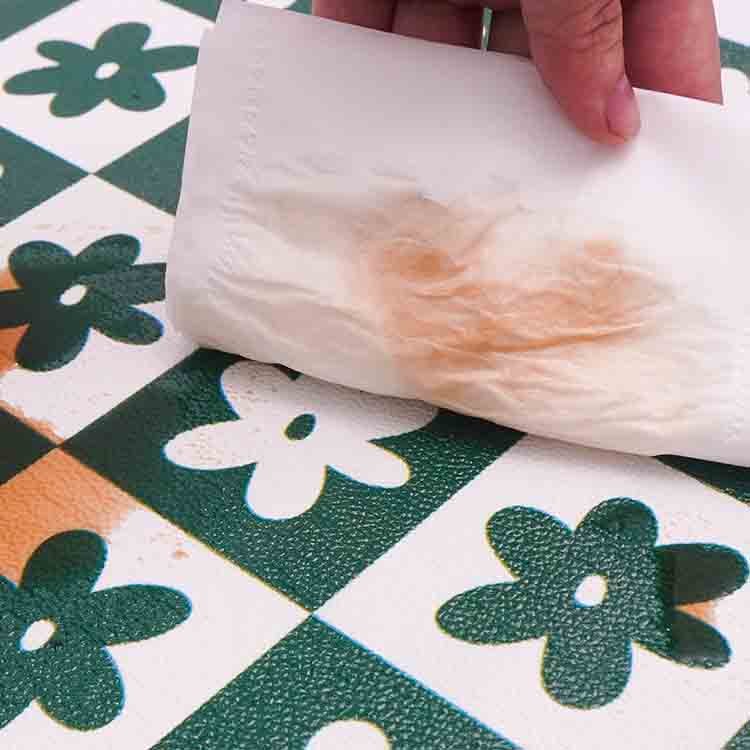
{"left": 0, "top": 530, "right": 191, "bottom": 730}
{"left": 437, "top": 498, "right": 748, "bottom": 709}
{"left": 4, "top": 23, "right": 198, "bottom": 117}
{"left": 0, "top": 234, "right": 165, "bottom": 371}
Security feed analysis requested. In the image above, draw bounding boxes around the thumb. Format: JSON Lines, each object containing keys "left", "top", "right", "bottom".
{"left": 521, "top": 0, "right": 640, "bottom": 144}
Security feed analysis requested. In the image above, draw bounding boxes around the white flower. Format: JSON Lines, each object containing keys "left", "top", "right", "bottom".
{"left": 164, "top": 362, "right": 437, "bottom": 519}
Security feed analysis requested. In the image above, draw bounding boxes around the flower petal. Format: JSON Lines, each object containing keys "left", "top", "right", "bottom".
{"left": 4, "top": 66, "right": 63, "bottom": 96}
{"left": 82, "top": 585, "right": 191, "bottom": 646}
{"left": 638, "top": 610, "right": 731, "bottom": 669}
{"left": 0, "top": 616, "right": 32, "bottom": 727}
{"left": 221, "top": 361, "right": 294, "bottom": 419}
{"left": 96, "top": 22, "right": 151, "bottom": 57}
{"left": 16, "top": 313, "right": 90, "bottom": 371}
{"left": 0, "top": 576, "right": 17, "bottom": 604}
{"left": 36, "top": 647, "right": 123, "bottom": 730}
{"left": 246, "top": 451, "right": 327, "bottom": 519}
{"left": 75, "top": 234, "right": 140, "bottom": 271}
{"left": 164, "top": 420, "right": 266, "bottom": 471}
{"left": 36, "top": 40, "right": 91, "bottom": 65}
{"left": 486, "top": 506, "right": 572, "bottom": 579}
{"left": 9, "top": 241, "right": 75, "bottom": 290}
{"left": 437, "top": 581, "right": 546, "bottom": 644}
{"left": 21, "top": 530, "right": 105, "bottom": 596}
{"left": 91, "top": 303, "right": 163, "bottom": 345}
{"left": 0, "top": 669, "right": 34, "bottom": 730}
{"left": 50, "top": 80, "right": 107, "bottom": 118}
{"left": 86, "top": 262, "right": 165, "bottom": 306}
{"left": 329, "top": 441, "right": 410, "bottom": 488}
{"left": 657, "top": 544, "right": 749, "bottom": 606}
{"left": 574, "top": 497, "right": 658, "bottom": 550}
{"left": 542, "top": 629, "right": 631, "bottom": 708}
{"left": 0, "top": 289, "right": 35, "bottom": 328}
{"left": 141, "top": 46, "right": 198, "bottom": 73}
{"left": 109, "top": 71, "right": 165, "bottom": 112}
{"left": 297, "top": 374, "right": 437, "bottom": 442}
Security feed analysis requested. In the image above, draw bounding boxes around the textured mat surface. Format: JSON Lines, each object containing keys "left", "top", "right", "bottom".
{"left": 1, "top": 1, "right": 749, "bottom": 748}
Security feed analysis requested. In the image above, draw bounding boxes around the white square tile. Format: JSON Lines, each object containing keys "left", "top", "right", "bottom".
{"left": 0, "top": 0, "right": 210, "bottom": 171}
{"left": 319, "top": 437, "right": 750, "bottom": 750}
{"left": 0, "top": 452, "right": 307, "bottom": 749}
{"left": 0, "top": 177, "right": 195, "bottom": 439}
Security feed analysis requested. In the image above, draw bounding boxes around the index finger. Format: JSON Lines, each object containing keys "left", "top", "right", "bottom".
{"left": 623, "top": 0, "right": 723, "bottom": 103}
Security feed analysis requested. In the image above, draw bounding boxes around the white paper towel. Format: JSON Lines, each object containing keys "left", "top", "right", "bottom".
{"left": 168, "top": 0, "right": 750, "bottom": 466}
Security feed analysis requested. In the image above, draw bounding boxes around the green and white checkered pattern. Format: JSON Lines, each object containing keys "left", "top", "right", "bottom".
{"left": 1, "top": 1, "right": 749, "bottom": 748}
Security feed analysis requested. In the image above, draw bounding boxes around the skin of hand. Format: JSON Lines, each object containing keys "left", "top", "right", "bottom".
{"left": 313, "top": 0, "right": 723, "bottom": 145}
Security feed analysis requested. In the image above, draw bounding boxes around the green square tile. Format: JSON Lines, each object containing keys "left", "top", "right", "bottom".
{"left": 659, "top": 455, "right": 750, "bottom": 505}
{"left": 161, "top": 0, "right": 221, "bottom": 21}
{"left": 66, "top": 349, "right": 522, "bottom": 610}
{"left": 721, "top": 38, "right": 750, "bottom": 78}
{"left": 0, "top": 127, "right": 87, "bottom": 226}
{"left": 153, "top": 616, "right": 517, "bottom": 749}
{"left": 97, "top": 118, "right": 189, "bottom": 216}
{"left": 0, "top": 408, "right": 54, "bottom": 484}
{"left": 0, "top": 0, "right": 78, "bottom": 42}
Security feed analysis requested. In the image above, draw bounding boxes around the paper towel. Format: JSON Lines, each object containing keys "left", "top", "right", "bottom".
{"left": 167, "top": 0, "right": 750, "bottom": 466}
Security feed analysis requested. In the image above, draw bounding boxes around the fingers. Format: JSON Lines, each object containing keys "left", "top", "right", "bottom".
{"left": 393, "top": 0, "right": 484, "bottom": 48}
{"left": 487, "top": 9, "right": 530, "bottom": 57}
{"left": 312, "top": 0, "right": 396, "bottom": 30}
{"left": 521, "top": 0, "right": 639, "bottom": 144}
{"left": 314, "top": 0, "right": 484, "bottom": 47}
{"left": 314, "top": 0, "right": 720, "bottom": 145}
{"left": 623, "top": 0, "right": 722, "bottom": 104}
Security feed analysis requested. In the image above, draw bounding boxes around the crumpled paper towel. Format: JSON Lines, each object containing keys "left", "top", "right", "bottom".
{"left": 167, "top": 0, "right": 750, "bottom": 466}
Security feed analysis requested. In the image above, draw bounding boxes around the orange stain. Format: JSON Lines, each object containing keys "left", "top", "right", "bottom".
{"left": 364, "top": 193, "right": 680, "bottom": 436}
{"left": 0, "top": 450, "right": 138, "bottom": 583}
{"left": 678, "top": 601, "right": 716, "bottom": 625}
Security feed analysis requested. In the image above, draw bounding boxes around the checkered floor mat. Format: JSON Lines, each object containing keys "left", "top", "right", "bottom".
{"left": 1, "top": 1, "right": 749, "bottom": 748}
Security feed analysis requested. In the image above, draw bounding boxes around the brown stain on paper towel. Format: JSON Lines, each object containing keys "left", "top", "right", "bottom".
{"left": 365, "top": 193, "right": 691, "bottom": 442}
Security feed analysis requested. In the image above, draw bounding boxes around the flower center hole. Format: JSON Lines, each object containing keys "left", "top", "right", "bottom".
{"left": 307, "top": 720, "right": 391, "bottom": 750}
{"left": 574, "top": 574, "right": 608, "bottom": 607}
{"left": 20, "top": 618, "right": 57, "bottom": 651}
{"left": 59, "top": 284, "right": 87, "bottom": 306}
{"left": 94, "top": 62, "right": 120, "bottom": 80}
{"left": 284, "top": 413, "right": 316, "bottom": 441}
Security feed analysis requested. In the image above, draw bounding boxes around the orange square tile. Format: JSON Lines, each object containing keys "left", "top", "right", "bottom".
{"left": 0, "top": 449, "right": 140, "bottom": 583}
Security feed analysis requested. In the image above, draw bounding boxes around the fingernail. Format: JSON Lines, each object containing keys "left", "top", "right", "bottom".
{"left": 606, "top": 74, "right": 641, "bottom": 140}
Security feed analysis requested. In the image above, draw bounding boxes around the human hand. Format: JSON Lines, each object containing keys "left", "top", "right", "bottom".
{"left": 313, "top": 0, "right": 723, "bottom": 145}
